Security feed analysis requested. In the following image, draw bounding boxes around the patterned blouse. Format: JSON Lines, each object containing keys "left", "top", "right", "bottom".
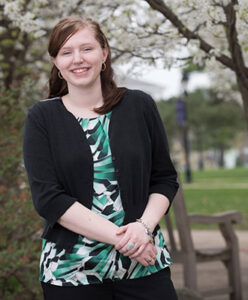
{"left": 39, "top": 110, "right": 172, "bottom": 286}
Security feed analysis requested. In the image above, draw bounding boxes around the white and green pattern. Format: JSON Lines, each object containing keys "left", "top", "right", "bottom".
{"left": 39, "top": 110, "right": 172, "bottom": 286}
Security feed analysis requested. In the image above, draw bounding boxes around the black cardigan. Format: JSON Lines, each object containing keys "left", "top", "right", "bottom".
{"left": 23, "top": 89, "right": 178, "bottom": 251}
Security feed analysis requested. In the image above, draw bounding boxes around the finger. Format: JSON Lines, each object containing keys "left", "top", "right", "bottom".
{"left": 116, "top": 225, "right": 128, "bottom": 235}
{"left": 138, "top": 258, "right": 148, "bottom": 267}
{"left": 149, "top": 259, "right": 155, "bottom": 265}
{"left": 143, "top": 260, "right": 149, "bottom": 267}
{"left": 115, "top": 235, "right": 130, "bottom": 250}
{"left": 153, "top": 249, "right": 157, "bottom": 257}
{"left": 119, "top": 241, "right": 136, "bottom": 255}
{"left": 149, "top": 249, "right": 157, "bottom": 260}
{"left": 149, "top": 245, "right": 157, "bottom": 257}
{"left": 146, "top": 257, "right": 155, "bottom": 265}
{"left": 130, "top": 244, "right": 145, "bottom": 258}
{"left": 125, "top": 236, "right": 150, "bottom": 256}
{"left": 124, "top": 243, "right": 141, "bottom": 257}
{"left": 153, "top": 247, "right": 158, "bottom": 257}
{"left": 131, "top": 242, "right": 152, "bottom": 258}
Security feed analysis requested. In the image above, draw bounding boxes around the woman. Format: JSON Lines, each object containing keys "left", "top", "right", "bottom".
{"left": 23, "top": 16, "right": 179, "bottom": 300}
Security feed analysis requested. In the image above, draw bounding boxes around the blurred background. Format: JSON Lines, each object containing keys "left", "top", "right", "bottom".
{"left": 0, "top": 1, "right": 247, "bottom": 299}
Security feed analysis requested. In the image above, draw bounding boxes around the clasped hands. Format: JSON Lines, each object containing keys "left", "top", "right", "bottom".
{"left": 114, "top": 221, "right": 157, "bottom": 267}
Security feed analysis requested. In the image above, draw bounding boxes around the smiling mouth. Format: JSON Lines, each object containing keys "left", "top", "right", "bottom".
{"left": 72, "top": 68, "right": 89, "bottom": 73}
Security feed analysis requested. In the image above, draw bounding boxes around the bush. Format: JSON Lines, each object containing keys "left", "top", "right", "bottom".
{"left": 0, "top": 84, "right": 43, "bottom": 299}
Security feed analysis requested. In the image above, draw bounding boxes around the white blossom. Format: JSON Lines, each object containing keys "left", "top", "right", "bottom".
{"left": 0, "top": 0, "right": 247, "bottom": 104}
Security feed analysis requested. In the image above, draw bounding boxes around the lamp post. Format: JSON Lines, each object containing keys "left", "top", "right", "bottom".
{"left": 177, "top": 71, "right": 192, "bottom": 183}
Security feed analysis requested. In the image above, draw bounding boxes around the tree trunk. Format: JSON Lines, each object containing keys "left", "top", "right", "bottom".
{"left": 197, "top": 137, "right": 204, "bottom": 170}
{"left": 236, "top": 77, "right": 248, "bottom": 130}
{"left": 218, "top": 145, "right": 225, "bottom": 168}
{"left": 198, "top": 150, "right": 204, "bottom": 170}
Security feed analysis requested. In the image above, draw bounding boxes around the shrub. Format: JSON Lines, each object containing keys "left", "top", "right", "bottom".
{"left": 0, "top": 84, "right": 43, "bottom": 300}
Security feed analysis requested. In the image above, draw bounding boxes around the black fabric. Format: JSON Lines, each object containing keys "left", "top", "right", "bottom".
{"left": 23, "top": 89, "right": 179, "bottom": 251}
{"left": 41, "top": 267, "right": 178, "bottom": 300}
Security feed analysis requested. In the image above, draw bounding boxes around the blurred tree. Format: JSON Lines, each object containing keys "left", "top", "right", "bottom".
{"left": 157, "top": 88, "right": 245, "bottom": 169}
{"left": 188, "top": 89, "right": 245, "bottom": 168}
{"left": 143, "top": 0, "right": 248, "bottom": 129}
{"left": 0, "top": 83, "right": 42, "bottom": 299}
{"left": 1, "top": 1, "right": 248, "bottom": 123}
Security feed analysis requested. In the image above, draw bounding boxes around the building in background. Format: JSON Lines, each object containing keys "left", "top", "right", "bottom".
{"left": 115, "top": 72, "right": 166, "bottom": 101}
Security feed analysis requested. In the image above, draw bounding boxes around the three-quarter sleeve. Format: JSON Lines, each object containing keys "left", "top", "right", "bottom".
{"left": 145, "top": 96, "right": 179, "bottom": 213}
{"left": 23, "top": 108, "right": 77, "bottom": 227}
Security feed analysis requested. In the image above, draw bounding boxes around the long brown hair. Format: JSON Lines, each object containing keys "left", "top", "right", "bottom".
{"left": 48, "top": 16, "right": 126, "bottom": 114}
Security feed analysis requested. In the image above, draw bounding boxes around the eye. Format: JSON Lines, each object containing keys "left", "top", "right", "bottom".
{"left": 62, "top": 51, "right": 71, "bottom": 55}
{"left": 83, "top": 47, "right": 92, "bottom": 52}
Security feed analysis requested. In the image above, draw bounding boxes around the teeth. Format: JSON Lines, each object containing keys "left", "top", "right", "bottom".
{"left": 73, "top": 68, "right": 88, "bottom": 73}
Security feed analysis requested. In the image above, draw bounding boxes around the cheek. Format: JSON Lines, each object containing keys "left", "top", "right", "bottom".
{"left": 88, "top": 51, "right": 104, "bottom": 66}
{"left": 55, "top": 57, "right": 71, "bottom": 70}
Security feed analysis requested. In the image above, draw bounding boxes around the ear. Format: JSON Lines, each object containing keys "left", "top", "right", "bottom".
{"left": 102, "top": 46, "right": 109, "bottom": 62}
{"left": 51, "top": 57, "right": 58, "bottom": 69}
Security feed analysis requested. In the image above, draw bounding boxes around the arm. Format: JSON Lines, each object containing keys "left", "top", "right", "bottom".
{"left": 57, "top": 201, "right": 121, "bottom": 245}
{"left": 146, "top": 96, "right": 179, "bottom": 214}
{"left": 60, "top": 201, "right": 158, "bottom": 265}
{"left": 115, "top": 95, "right": 178, "bottom": 257}
{"left": 140, "top": 193, "right": 170, "bottom": 233}
{"left": 22, "top": 108, "right": 120, "bottom": 245}
{"left": 115, "top": 193, "right": 170, "bottom": 257}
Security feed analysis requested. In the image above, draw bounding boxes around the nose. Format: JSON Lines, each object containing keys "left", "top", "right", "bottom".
{"left": 73, "top": 50, "right": 83, "bottom": 64}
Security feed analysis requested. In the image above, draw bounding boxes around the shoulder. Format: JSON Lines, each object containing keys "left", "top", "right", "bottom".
{"left": 122, "top": 89, "right": 157, "bottom": 111}
{"left": 25, "top": 97, "right": 61, "bottom": 130}
{"left": 124, "top": 89, "right": 153, "bottom": 103}
{"left": 27, "top": 97, "right": 61, "bottom": 117}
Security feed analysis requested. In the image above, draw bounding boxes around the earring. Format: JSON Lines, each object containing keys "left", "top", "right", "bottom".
{"left": 101, "top": 62, "right": 106, "bottom": 72}
{"left": 58, "top": 71, "right": 63, "bottom": 79}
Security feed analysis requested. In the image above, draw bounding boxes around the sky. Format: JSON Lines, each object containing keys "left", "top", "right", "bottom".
{"left": 134, "top": 66, "right": 211, "bottom": 99}
{"left": 116, "top": 64, "right": 211, "bottom": 99}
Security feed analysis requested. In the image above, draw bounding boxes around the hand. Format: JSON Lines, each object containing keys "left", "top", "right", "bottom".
{"left": 115, "top": 222, "right": 150, "bottom": 257}
{"left": 134, "top": 243, "right": 157, "bottom": 267}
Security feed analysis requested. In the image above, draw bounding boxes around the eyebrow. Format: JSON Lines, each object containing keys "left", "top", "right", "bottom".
{"left": 60, "top": 43, "right": 94, "bottom": 50}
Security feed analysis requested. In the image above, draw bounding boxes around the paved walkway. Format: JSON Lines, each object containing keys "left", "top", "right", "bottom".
{"left": 162, "top": 230, "right": 248, "bottom": 300}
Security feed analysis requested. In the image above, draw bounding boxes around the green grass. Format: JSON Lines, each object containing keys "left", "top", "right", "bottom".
{"left": 183, "top": 167, "right": 248, "bottom": 186}
{"left": 183, "top": 188, "right": 248, "bottom": 230}
{"left": 163, "top": 167, "right": 248, "bottom": 230}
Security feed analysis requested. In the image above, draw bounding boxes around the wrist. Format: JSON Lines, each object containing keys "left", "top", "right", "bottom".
{"left": 111, "top": 228, "right": 124, "bottom": 246}
{"left": 136, "top": 218, "right": 154, "bottom": 244}
{"left": 139, "top": 217, "right": 157, "bottom": 233}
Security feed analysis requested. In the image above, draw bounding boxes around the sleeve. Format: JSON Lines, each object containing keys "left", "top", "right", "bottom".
{"left": 145, "top": 95, "right": 179, "bottom": 214}
{"left": 22, "top": 107, "right": 77, "bottom": 227}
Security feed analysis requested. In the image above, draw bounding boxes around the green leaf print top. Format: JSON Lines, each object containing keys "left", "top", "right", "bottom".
{"left": 39, "top": 110, "right": 172, "bottom": 286}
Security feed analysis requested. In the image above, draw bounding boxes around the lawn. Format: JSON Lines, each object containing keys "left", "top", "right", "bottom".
{"left": 162, "top": 167, "right": 248, "bottom": 230}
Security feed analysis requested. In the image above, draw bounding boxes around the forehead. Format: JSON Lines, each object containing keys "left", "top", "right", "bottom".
{"left": 62, "top": 28, "right": 98, "bottom": 48}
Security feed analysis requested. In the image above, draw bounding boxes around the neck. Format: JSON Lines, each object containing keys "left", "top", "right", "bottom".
{"left": 66, "top": 82, "right": 104, "bottom": 110}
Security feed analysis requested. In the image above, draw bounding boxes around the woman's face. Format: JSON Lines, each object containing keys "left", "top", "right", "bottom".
{"left": 52, "top": 27, "right": 108, "bottom": 91}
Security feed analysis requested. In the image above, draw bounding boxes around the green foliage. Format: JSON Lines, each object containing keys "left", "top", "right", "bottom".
{"left": 187, "top": 89, "right": 245, "bottom": 150}
{"left": 183, "top": 63, "right": 205, "bottom": 74}
{"left": 157, "top": 88, "right": 245, "bottom": 168}
{"left": 0, "top": 39, "right": 15, "bottom": 48}
{"left": 183, "top": 168, "right": 248, "bottom": 230}
{"left": 0, "top": 18, "right": 48, "bottom": 89}
{"left": 0, "top": 84, "right": 43, "bottom": 300}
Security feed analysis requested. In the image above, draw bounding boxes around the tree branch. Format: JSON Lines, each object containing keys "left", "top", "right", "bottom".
{"left": 223, "top": 0, "right": 248, "bottom": 85}
{"left": 111, "top": 46, "right": 163, "bottom": 62}
{"left": 144, "top": 0, "right": 235, "bottom": 70}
